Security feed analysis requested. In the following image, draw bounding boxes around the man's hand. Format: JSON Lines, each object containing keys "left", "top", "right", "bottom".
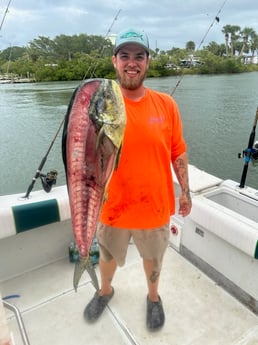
{"left": 178, "top": 191, "right": 192, "bottom": 217}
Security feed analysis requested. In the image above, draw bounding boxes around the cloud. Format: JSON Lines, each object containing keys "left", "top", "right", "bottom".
{"left": 0, "top": 0, "right": 258, "bottom": 51}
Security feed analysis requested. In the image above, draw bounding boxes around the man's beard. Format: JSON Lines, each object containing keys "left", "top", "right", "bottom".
{"left": 116, "top": 69, "right": 147, "bottom": 90}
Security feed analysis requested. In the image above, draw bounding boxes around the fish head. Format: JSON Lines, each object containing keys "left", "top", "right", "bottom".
{"left": 89, "top": 79, "right": 126, "bottom": 149}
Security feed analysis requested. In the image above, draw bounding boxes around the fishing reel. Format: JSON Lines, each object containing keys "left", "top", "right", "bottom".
{"left": 252, "top": 141, "right": 258, "bottom": 166}
{"left": 40, "top": 169, "right": 58, "bottom": 193}
{"left": 238, "top": 141, "right": 258, "bottom": 167}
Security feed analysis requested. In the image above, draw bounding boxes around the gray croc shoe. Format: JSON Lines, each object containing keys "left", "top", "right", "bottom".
{"left": 84, "top": 287, "right": 114, "bottom": 322}
{"left": 146, "top": 295, "right": 165, "bottom": 331}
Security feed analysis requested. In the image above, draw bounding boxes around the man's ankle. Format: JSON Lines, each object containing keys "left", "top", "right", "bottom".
{"left": 148, "top": 293, "right": 159, "bottom": 302}
{"left": 99, "top": 287, "right": 113, "bottom": 296}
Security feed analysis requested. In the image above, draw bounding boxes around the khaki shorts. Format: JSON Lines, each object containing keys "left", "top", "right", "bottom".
{"left": 96, "top": 222, "right": 170, "bottom": 273}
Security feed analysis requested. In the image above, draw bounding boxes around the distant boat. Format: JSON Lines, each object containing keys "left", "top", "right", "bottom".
{"left": 0, "top": 77, "right": 35, "bottom": 84}
{"left": 0, "top": 79, "right": 12, "bottom": 84}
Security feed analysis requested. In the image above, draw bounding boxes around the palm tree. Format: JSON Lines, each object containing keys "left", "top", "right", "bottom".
{"left": 222, "top": 25, "right": 241, "bottom": 57}
{"left": 249, "top": 32, "right": 258, "bottom": 58}
{"left": 222, "top": 25, "right": 231, "bottom": 56}
{"left": 239, "top": 27, "right": 255, "bottom": 57}
{"left": 186, "top": 41, "right": 195, "bottom": 52}
{"left": 229, "top": 25, "right": 241, "bottom": 56}
{"left": 206, "top": 41, "right": 225, "bottom": 56}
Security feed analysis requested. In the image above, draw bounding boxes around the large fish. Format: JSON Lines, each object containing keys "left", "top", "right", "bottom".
{"left": 62, "top": 79, "right": 126, "bottom": 291}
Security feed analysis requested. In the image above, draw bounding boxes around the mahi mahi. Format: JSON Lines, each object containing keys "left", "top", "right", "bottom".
{"left": 62, "top": 79, "right": 126, "bottom": 291}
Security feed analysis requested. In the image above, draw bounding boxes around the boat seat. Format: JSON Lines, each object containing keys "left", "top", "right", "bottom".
{"left": 0, "top": 186, "right": 71, "bottom": 240}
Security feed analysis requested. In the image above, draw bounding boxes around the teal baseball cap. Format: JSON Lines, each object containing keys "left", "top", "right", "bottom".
{"left": 114, "top": 28, "right": 149, "bottom": 55}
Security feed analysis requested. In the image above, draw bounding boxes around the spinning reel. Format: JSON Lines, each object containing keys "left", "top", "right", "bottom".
{"left": 238, "top": 141, "right": 258, "bottom": 167}
{"left": 40, "top": 169, "right": 58, "bottom": 193}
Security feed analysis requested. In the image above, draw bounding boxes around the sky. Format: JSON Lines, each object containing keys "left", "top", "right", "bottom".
{"left": 0, "top": 0, "right": 258, "bottom": 52}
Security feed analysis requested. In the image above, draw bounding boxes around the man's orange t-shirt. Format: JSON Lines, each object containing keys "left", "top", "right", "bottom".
{"left": 100, "top": 88, "right": 187, "bottom": 229}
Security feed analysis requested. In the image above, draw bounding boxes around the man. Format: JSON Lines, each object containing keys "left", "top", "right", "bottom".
{"left": 84, "top": 28, "right": 192, "bottom": 331}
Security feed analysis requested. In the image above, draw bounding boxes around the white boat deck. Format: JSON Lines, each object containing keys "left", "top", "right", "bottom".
{"left": 1, "top": 243, "right": 258, "bottom": 345}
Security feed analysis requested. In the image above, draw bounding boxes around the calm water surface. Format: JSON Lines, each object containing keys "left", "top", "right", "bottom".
{"left": 1, "top": 72, "right": 258, "bottom": 195}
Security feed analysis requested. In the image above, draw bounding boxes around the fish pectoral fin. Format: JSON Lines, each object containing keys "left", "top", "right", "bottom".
{"left": 95, "top": 126, "right": 106, "bottom": 152}
{"left": 95, "top": 130, "right": 117, "bottom": 187}
{"left": 73, "top": 256, "right": 99, "bottom": 292}
{"left": 97, "top": 129, "right": 116, "bottom": 157}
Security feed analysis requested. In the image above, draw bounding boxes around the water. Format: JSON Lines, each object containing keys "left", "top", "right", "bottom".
{"left": 0, "top": 81, "right": 76, "bottom": 195}
{"left": 146, "top": 73, "right": 258, "bottom": 189}
{"left": 1, "top": 73, "right": 258, "bottom": 196}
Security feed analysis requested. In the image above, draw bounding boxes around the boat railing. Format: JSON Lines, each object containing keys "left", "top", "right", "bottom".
{"left": 2, "top": 298, "right": 31, "bottom": 345}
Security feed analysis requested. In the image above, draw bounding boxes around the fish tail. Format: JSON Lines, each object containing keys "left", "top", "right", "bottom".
{"left": 73, "top": 256, "right": 99, "bottom": 292}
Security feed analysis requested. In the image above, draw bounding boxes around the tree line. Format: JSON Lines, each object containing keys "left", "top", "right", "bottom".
{"left": 0, "top": 24, "right": 258, "bottom": 82}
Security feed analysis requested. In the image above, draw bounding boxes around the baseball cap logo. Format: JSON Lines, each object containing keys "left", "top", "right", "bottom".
{"left": 120, "top": 31, "right": 145, "bottom": 42}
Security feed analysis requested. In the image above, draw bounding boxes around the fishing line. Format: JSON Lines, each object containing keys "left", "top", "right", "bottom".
{"left": 195, "top": 0, "right": 228, "bottom": 52}
{"left": 170, "top": 0, "right": 229, "bottom": 95}
{"left": 0, "top": 0, "right": 12, "bottom": 32}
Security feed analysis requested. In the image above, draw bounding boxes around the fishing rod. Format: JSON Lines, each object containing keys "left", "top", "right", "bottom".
{"left": 22, "top": 10, "right": 121, "bottom": 198}
{"left": 170, "top": 0, "right": 228, "bottom": 95}
{"left": 22, "top": 118, "right": 64, "bottom": 198}
{"left": 83, "top": 9, "right": 121, "bottom": 79}
{"left": 238, "top": 107, "right": 258, "bottom": 188}
{"left": 0, "top": 0, "right": 12, "bottom": 32}
{"left": 195, "top": 0, "right": 228, "bottom": 52}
